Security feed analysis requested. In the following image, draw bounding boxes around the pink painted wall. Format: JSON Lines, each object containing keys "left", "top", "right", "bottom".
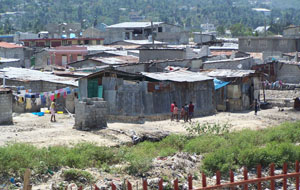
{"left": 49, "top": 46, "right": 88, "bottom": 67}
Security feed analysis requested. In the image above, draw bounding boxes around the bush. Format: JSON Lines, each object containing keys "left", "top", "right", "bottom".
{"left": 62, "top": 169, "right": 94, "bottom": 183}
{"left": 184, "top": 122, "right": 231, "bottom": 136}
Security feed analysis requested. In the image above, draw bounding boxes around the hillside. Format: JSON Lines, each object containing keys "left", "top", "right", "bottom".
{"left": 0, "top": 0, "right": 299, "bottom": 34}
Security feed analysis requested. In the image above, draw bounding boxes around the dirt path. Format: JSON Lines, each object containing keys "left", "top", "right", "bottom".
{"left": 0, "top": 107, "right": 299, "bottom": 147}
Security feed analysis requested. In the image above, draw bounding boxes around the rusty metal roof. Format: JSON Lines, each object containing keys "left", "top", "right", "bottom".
{"left": 0, "top": 42, "right": 23, "bottom": 49}
{"left": 141, "top": 70, "right": 213, "bottom": 82}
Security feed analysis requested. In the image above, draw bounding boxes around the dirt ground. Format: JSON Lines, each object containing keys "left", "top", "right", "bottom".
{"left": 0, "top": 106, "right": 299, "bottom": 148}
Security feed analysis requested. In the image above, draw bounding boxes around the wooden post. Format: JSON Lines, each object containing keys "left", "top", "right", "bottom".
{"left": 283, "top": 163, "right": 288, "bottom": 190}
{"left": 257, "top": 164, "right": 262, "bottom": 190}
{"left": 188, "top": 175, "right": 193, "bottom": 190}
{"left": 111, "top": 183, "right": 116, "bottom": 190}
{"left": 202, "top": 173, "right": 207, "bottom": 187}
{"left": 270, "top": 163, "right": 275, "bottom": 190}
{"left": 23, "top": 169, "right": 31, "bottom": 190}
{"left": 230, "top": 170, "right": 234, "bottom": 190}
{"left": 158, "top": 178, "right": 163, "bottom": 190}
{"left": 296, "top": 161, "right": 299, "bottom": 190}
{"left": 143, "top": 179, "right": 148, "bottom": 190}
{"left": 127, "top": 181, "right": 133, "bottom": 190}
{"left": 216, "top": 171, "right": 221, "bottom": 185}
{"left": 244, "top": 167, "right": 248, "bottom": 190}
{"left": 174, "top": 178, "right": 179, "bottom": 190}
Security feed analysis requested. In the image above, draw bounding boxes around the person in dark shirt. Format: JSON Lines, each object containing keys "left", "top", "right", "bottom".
{"left": 184, "top": 103, "right": 189, "bottom": 122}
{"left": 188, "top": 101, "right": 194, "bottom": 122}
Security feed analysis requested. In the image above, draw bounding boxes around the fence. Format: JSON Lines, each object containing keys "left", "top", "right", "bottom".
{"left": 24, "top": 161, "right": 300, "bottom": 190}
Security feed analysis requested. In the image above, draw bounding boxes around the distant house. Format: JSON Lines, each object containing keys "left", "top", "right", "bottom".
{"left": 46, "top": 23, "right": 82, "bottom": 39}
{"left": 21, "top": 38, "right": 104, "bottom": 48}
{"left": 0, "top": 42, "right": 29, "bottom": 67}
{"left": 48, "top": 46, "right": 88, "bottom": 67}
{"left": 0, "top": 35, "right": 14, "bottom": 43}
{"left": 106, "top": 22, "right": 189, "bottom": 45}
{"left": 193, "top": 33, "right": 216, "bottom": 45}
{"left": 254, "top": 26, "right": 270, "bottom": 34}
{"left": 283, "top": 25, "right": 300, "bottom": 37}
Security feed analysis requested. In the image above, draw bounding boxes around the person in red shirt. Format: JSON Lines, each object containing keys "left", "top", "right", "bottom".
{"left": 170, "top": 101, "right": 176, "bottom": 121}
{"left": 173, "top": 104, "right": 179, "bottom": 122}
{"left": 188, "top": 101, "right": 194, "bottom": 122}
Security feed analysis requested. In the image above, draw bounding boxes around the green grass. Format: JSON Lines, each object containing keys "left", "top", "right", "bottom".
{"left": 0, "top": 121, "right": 300, "bottom": 178}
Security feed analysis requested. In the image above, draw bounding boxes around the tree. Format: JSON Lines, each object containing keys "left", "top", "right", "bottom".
{"left": 217, "top": 25, "right": 225, "bottom": 35}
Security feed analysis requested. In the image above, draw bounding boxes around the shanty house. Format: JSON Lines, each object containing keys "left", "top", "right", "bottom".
{"left": 202, "top": 69, "right": 260, "bottom": 112}
{"left": 106, "top": 22, "right": 189, "bottom": 45}
{"left": 78, "top": 68, "right": 215, "bottom": 119}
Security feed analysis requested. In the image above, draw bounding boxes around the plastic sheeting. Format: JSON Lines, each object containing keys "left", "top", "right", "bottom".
{"left": 214, "top": 78, "right": 230, "bottom": 90}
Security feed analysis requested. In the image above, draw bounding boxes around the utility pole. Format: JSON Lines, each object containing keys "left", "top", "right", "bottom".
{"left": 151, "top": 20, "right": 154, "bottom": 47}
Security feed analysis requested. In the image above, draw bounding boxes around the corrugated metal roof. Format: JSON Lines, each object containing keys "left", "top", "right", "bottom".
{"left": 0, "top": 57, "right": 20, "bottom": 63}
{"left": 90, "top": 55, "right": 139, "bottom": 65}
{"left": 0, "top": 67, "right": 78, "bottom": 86}
{"left": 107, "top": 22, "right": 164, "bottom": 28}
{"left": 141, "top": 70, "right": 213, "bottom": 82}
{"left": 202, "top": 69, "right": 256, "bottom": 78}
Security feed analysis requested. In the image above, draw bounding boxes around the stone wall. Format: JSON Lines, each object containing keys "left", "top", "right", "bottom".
{"left": 74, "top": 98, "right": 107, "bottom": 130}
{"left": 239, "top": 37, "right": 300, "bottom": 53}
{"left": 0, "top": 89, "right": 13, "bottom": 125}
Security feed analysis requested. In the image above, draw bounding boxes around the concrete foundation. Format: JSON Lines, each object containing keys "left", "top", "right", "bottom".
{"left": 74, "top": 98, "right": 107, "bottom": 131}
{"left": 0, "top": 89, "right": 13, "bottom": 125}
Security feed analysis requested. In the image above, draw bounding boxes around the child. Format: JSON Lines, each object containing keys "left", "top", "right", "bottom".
{"left": 173, "top": 104, "right": 179, "bottom": 122}
{"left": 180, "top": 106, "right": 185, "bottom": 121}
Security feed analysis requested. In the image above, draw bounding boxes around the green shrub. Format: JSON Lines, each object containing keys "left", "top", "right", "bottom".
{"left": 62, "top": 169, "right": 94, "bottom": 183}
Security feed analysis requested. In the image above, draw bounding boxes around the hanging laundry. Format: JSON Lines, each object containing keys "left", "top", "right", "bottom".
{"left": 63, "top": 91, "right": 67, "bottom": 98}
{"left": 41, "top": 95, "right": 46, "bottom": 105}
{"left": 54, "top": 93, "right": 57, "bottom": 99}
{"left": 50, "top": 94, "right": 55, "bottom": 101}
{"left": 25, "top": 98, "right": 32, "bottom": 110}
{"left": 18, "top": 96, "right": 24, "bottom": 103}
{"left": 57, "top": 92, "right": 61, "bottom": 99}
{"left": 35, "top": 98, "right": 41, "bottom": 106}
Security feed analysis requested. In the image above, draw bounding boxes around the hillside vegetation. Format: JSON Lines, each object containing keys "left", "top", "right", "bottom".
{"left": 0, "top": 0, "right": 299, "bottom": 35}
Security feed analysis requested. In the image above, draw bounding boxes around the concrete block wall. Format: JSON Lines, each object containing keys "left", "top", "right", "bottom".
{"left": 74, "top": 98, "right": 107, "bottom": 130}
{"left": 0, "top": 91, "right": 13, "bottom": 125}
{"left": 276, "top": 64, "right": 300, "bottom": 84}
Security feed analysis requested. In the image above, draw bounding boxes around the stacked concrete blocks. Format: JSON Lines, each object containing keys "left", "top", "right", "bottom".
{"left": 0, "top": 88, "right": 13, "bottom": 125}
{"left": 74, "top": 98, "right": 107, "bottom": 131}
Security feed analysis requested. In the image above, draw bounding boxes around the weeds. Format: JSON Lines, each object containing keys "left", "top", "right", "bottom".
{"left": 0, "top": 122, "right": 300, "bottom": 179}
{"left": 184, "top": 122, "right": 231, "bottom": 136}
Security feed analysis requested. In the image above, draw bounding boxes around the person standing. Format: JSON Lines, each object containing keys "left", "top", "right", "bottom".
{"left": 173, "top": 104, "right": 179, "bottom": 122}
{"left": 254, "top": 99, "right": 259, "bottom": 115}
{"left": 50, "top": 99, "right": 56, "bottom": 122}
{"left": 184, "top": 103, "right": 189, "bottom": 122}
{"left": 170, "top": 101, "right": 176, "bottom": 121}
{"left": 180, "top": 106, "right": 186, "bottom": 121}
{"left": 188, "top": 101, "right": 194, "bottom": 122}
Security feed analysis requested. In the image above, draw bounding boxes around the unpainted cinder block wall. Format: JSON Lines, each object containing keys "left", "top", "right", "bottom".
{"left": 0, "top": 91, "right": 13, "bottom": 125}
{"left": 74, "top": 98, "right": 107, "bottom": 130}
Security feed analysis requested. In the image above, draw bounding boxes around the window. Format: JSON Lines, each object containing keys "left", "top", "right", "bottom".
{"left": 158, "top": 27, "right": 163, "bottom": 32}
{"left": 78, "top": 55, "right": 83, "bottom": 61}
{"left": 62, "top": 55, "right": 68, "bottom": 66}
{"left": 96, "top": 40, "right": 101, "bottom": 45}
